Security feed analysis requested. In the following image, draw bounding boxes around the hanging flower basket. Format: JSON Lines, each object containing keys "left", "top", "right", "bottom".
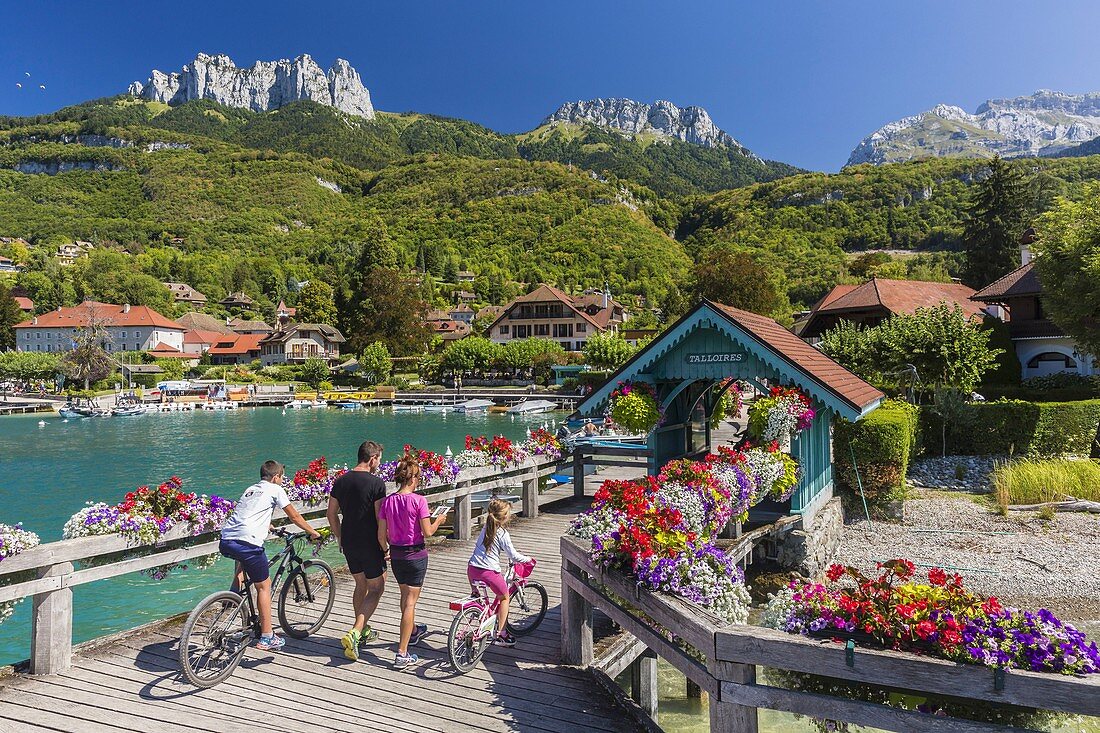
{"left": 608, "top": 381, "right": 663, "bottom": 434}
{"left": 748, "top": 386, "right": 815, "bottom": 446}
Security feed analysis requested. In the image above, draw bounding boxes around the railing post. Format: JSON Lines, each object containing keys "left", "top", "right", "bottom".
{"left": 630, "top": 648, "right": 659, "bottom": 720}
{"left": 453, "top": 491, "right": 472, "bottom": 541}
{"left": 709, "top": 663, "right": 758, "bottom": 733}
{"left": 31, "top": 561, "right": 73, "bottom": 675}
{"left": 572, "top": 450, "right": 585, "bottom": 499}
{"left": 560, "top": 558, "right": 592, "bottom": 665}
{"left": 521, "top": 464, "right": 539, "bottom": 520}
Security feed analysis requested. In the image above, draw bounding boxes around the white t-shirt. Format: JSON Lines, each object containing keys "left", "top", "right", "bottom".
{"left": 220, "top": 480, "right": 291, "bottom": 547}
{"left": 469, "top": 527, "right": 530, "bottom": 574}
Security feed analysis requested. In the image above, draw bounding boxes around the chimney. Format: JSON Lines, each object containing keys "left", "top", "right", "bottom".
{"left": 603, "top": 282, "right": 609, "bottom": 309}
{"left": 1020, "top": 227, "right": 1037, "bottom": 267}
{"left": 123, "top": 303, "right": 131, "bottom": 313}
{"left": 32, "top": 316, "right": 37, "bottom": 325}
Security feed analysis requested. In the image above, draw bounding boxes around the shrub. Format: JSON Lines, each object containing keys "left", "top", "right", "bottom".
{"left": 921, "top": 399, "right": 1100, "bottom": 457}
{"left": 992, "top": 458, "right": 1100, "bottom": 506}
{"left": 833, "top": 400, "right": 918, "bottom": 515}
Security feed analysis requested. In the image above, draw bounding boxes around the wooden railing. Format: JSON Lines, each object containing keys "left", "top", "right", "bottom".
{"left": 0, "top": 456, "right": 560, "bottom": 676}
{"left": 560, "top": 535, "right": 1100, "bottom": 733}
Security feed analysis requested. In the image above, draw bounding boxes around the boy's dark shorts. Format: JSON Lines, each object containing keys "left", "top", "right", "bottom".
{"left": 219, "top": 539, "right": 270, "bottom": 582}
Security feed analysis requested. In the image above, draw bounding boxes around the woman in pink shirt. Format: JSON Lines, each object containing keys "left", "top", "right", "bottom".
{"left": 376, "top": 452, "right": 448, "bottom": 669}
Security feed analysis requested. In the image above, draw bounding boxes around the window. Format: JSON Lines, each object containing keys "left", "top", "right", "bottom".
{"left": 499, "top": 325, "right": 509, "bottom": 335}
{"left": 553, "top": 323, "right": 574, "bottom": 338}
{"left": 1027, "top": 352, "right": 1076, "bottom": 369}
{"left": 119, "top": 330, "right": 126, "bottom": 338}
{"left": 576, "top": 323, "right": 586, "bottom": 333}
{"left": 46, "top": 332, "right": 52, "bottom": 340}
{"left": 36, "top": 332, "right": 41, "bottom": 339}
{"left": 535, "top": 324, "right": 550, "bottom": 337}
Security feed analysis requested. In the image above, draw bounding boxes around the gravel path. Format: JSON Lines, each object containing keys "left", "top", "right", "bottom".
{"left": 834, "top": 489, "right": 1100, "bottom": 635}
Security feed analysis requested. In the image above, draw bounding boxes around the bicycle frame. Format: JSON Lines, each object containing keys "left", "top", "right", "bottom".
{"left": 232, "top": 531, "right": 311, "bottom": 636}
{"left": 448, "top": 565, "right": 529, "bottom": 641}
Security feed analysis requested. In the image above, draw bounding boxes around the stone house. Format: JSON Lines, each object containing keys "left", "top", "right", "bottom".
{"left": 488, "top": 284, "right": 625, "bottom": 352}
{"left": 258, "top": 323, "right": 345, "bottom": 366}
{"left": 14, "top": 301, "right": 185, "bottom": 353}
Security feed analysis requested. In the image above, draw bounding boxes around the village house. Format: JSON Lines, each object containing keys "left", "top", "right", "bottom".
{"left": 456, "top": 270, "right": 476, "bottom": 284}
{"left": 258, "top": 323, "right": 345, "bottom": 366}
{"left": 449, "top": 303, "right": 475, "bottom": 324}
{"left": 14, "top": 301, "right": 185, "bottom": 353}
{"left": 181, "top": 329, "right": 225, "bottom": 356}
{"left": 275, "top": 299, "right": 296, "bottom": 326}
{"left": 163, "top": 282, "right": 208, "bottom": 308}
{"left": 219, "top": 292, "right": 255, "bottom": 310}
{"left": 207, "top": 333, "right": 265, "bottom": 365}
{"left": 970, "top": 231, "right": 1097, "bottom": 378}
{"left": 0, "top": 256, "right": 23, "bottom": 274}
{"left": 55, "top": 241, "right": 93, "bottom": 266}
{"left": 488, "top": 284, "right": 626, "bottom": 352}
{"left": 797, "top": 277, "right": 986, "bottom": 340}
{"left": 227, "top": 318, "right": 273, "bottom": 335}
{"left": 14, "top": 296, "right": 34, "bottom": 314}
{"left": 425, "top": 309, "right": 471, "bottom": 342}
{"left": 176, "top": 312, "right": 233, "bottom": 334}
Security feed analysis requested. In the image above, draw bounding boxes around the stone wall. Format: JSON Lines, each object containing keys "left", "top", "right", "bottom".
{"left": 772, "top": 497, "right": 843, "bottom": 579}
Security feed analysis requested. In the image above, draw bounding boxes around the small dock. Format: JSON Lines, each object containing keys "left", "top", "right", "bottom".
{"left": 0, "top": 477, "right": 645, "bottom": 733}
{"left": 0, "top": 401, "right": 53, "bottom": 416}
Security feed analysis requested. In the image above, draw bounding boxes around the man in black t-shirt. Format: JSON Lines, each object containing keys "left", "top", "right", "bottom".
{"left": 327, "top": 440, "right": 388, "bottom": 661}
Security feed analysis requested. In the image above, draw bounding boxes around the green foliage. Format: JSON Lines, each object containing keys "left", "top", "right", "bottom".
{"left": 0, "top": 350, "right": 60, "bottom": 382}
{"left": 582, "top": 332, "right": 637, "bottom": 370}
{"left": 439, "top": 336, "right": 501, "bottom": 374}
{"left": 358, "top": 341, "right": 392, "bottom": 385}
{"left": 298, "top": 358, "right": 331, "bottom": 389}
{"left": 610, "top": 391, "right": 661, "bottom": 433}
{"left": 691, "top": 246, "right": 791, "bottom": 319}
{"left": 979, "top": 316, "right": 1021, "bottom": 386}
{"left": 920, "top": 399, "right": 1100, "bottom": 457}
{"left": 60, "top": 323, "right": 113, "bottom": 390}
{"left": 1033, "top": 182, "right": 1100, "bottom": 360}
{"left": 0, "top": 281, "right": 23, "bottom": 350}
{"left": 499, "top": 338, "right": 566, "bottom": 373}
{"left": 992, "top": 458, "right": 1100, "bottom": 506}
{"left": 343, "top": 267, "right": 430, "bottom": 356}
{"left": 820, "top": 304, "right": 1002, "bottom": 392}
{"left": 517, "top": 122, "right": 800, "bottom": 196}
{"left": 294, "top": 280, "right": 337, "bottom": 325}
{"left": 153, "top": 357, "right": 185, "bottom": 382}
{"left": 961, "top": 157, "right": 1032, "bottom": 287}
{"left": 833, "top": 400, "right": 919, "bottom": 513}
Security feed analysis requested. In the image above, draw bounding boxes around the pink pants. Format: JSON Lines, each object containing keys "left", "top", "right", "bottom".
{"left": 467, "top": 565, "right": 508, "bottom": 598}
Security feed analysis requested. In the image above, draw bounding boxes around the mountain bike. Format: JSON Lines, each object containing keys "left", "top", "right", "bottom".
{"left": 447, "top": 559, "right": 547, "bottom": 673}
{"left": 178, "top": 528, "right": 336, "bottom": 688}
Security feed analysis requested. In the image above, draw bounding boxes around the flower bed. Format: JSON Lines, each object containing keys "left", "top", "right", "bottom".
{"left": 748, "top": 385, "right": 815, "bottom": 444}
{"left": 62, "top": 477, "right": 236, "bottom": 580}
{"left": 609, "top": 381, "right": 663, "bottom": 433}
{"left": 0, "top": 522, "right": 41, "bottom": 624}
{"left": 764, "top": 560, "right": 1100, "bottom": 675}
{"left": 287, "top": 457, "right": 347, "bottom": 506}
{"left": 526, "top": 428, "right": 563, "bottom": 462}
{"left": 379, "top": 446, "right": 461, "bottom": 487}
{"left": 455, "top": 435, "right": 530, "bottom": 469}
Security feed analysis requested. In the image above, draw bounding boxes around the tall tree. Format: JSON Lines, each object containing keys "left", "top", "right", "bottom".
{"left": 0, "top": 282, "right": 24, "bottom": 351}
{"left": 690, "top": 247, "right": 790, "bottom": 319}
{"left": 61, "top": 316, "right": 114, "bottom": 390}
{"left": 962, "top": 157, "right": 1031, "bottom": 287}
{"left": 343, "top": 267, "right": 431, "bottom": 356}
{"left": 1033, "top": 185, "right": 1100, "bottom": 360}
{"left": 295, "top": 281, "right": 338, "bottom": 325}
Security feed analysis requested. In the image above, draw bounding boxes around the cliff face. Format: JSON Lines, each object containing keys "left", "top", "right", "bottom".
{"left": 848, "top": 90, "right": 1100, "bottom": 165}
{"left": 546, "top": 98, "right": 745, "bottom": 151}
{"left": 128, "top": 53, "right": 374, "bottom": 119}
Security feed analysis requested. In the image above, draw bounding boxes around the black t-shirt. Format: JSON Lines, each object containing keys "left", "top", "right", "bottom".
{"left": 330, "top": 470, "right": 386, "bottom": 553}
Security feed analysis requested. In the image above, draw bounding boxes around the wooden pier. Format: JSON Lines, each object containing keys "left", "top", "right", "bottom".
{"left": 0, "top": 461, "right": 645, "bottom": 733}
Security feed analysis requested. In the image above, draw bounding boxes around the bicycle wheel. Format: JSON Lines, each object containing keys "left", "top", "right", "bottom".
{"left": 506, "top": 582, "right": 548, "bottom": 636}
{"left": 278, "top": 560, "right": 336, "bottom": 638}
{"left": 448, "top": 607, "right": 490, "bottom": 673}
{"left": 178, "top": 590, "right": 250, "bottom": 688}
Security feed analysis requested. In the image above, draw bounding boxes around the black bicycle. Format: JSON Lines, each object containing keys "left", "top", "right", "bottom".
{"left": 178, "top": 528, "right": 336, "bottom": 688}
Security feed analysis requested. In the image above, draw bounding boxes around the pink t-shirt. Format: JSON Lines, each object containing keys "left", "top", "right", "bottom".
{"left": 378, "top": 492, "right": 429, "bottom": 546}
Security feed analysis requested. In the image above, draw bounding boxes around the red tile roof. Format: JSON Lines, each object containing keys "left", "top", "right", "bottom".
{"left": 710, "top": 302, "right": 885, "bottom": 413}
{"left": 815, "top": 278, "right": 983, "bottom": 318}
{"left": 148, "top": 343, "right": 194, "bottom": 358}
{"left": 14, "top": 301, "right": 183, "bottom": 331}
{"left": 970, "top": 260, "right": 1043, "bottom": 301}
{"left": 812, "top": 284, "right": 858, "bottom": 311}
{"left": 14, "top": 296, "right": 33, "bottom": 312}
{"left": 207, "top": 333, "right": 265, "bottom": 356}
{"left": 183, "top": 329, "right": 225, "bottom": 345}
{"left": 493, "top": 284, "right": 609, "bottom": 331}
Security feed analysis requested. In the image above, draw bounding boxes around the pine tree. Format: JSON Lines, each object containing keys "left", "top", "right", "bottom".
{"left": 962, "top": 157, "right": 1031, "bottom": 287}
{"left": 0, "top": 282, "right": 23, "bottom": 351}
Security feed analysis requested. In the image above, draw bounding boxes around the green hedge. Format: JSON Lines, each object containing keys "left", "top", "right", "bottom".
{"left": 920, "top": 399, "right": 1100, "bottom": 457}
{"left": 834, "top": 400, "right": 919, "bottom": 515}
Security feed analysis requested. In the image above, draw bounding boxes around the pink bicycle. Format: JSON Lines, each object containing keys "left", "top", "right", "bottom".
{"left": 447, "top": 559, "right": 547, "bottom": 673}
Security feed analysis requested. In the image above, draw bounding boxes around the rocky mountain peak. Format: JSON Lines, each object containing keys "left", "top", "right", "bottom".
{"left": 545, "top": 98, "right": 745, "bottom": 151}
{"left": 848, "top": 90, "right": 1100, "bottom": 165}
{"left": 128, "top": 53, "right": 374, "bottom": 119}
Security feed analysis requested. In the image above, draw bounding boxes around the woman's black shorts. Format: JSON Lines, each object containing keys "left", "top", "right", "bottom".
{"left": 390, "top": 545, "right": 428, "bottom": 587}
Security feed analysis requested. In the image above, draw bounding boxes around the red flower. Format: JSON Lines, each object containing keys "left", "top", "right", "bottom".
{"left": 826, "top": 564, "right": 846, "bottom": 582}
{"left": 928, "top": 568, "right": 947, "bottom": 586}
{"left": 914, "top": 620, "right": 936, "bottom": 640}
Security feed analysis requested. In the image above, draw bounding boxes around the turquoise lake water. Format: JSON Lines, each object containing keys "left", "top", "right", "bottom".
{"left": 0, "top": 406, "right": 556, "bottom": 666}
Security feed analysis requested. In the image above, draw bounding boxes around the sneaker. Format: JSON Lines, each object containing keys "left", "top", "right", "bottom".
{"left": 393, "top": 652, "right": 419, "bottom": 670}
{"left": 494, "top": 631, "right": 517, "bottom": 648}
{"left": 409, "top": 623, "right": 428, "bottom": 646}
{"left": 256, "top": 633, "right": 286, "bottom": 652}
{"left": 341, "top": 629, "right": 362, "bottom": 661}
{"left": 359, "top": 625, "right": 379, "bottom": 645}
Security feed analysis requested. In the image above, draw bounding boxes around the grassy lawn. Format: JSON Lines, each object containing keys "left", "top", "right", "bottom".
{"left": 992, "top": 458, "right": 1100, "bottom": 506}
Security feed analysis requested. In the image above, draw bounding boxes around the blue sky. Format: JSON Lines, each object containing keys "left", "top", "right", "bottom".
{"left": 2, "top": 1, "right": 1099, "bottom": 171}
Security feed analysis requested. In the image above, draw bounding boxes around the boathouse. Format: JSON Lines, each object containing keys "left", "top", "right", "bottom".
{"left": 573, "top": 300, "right": 883, "bottom": 521}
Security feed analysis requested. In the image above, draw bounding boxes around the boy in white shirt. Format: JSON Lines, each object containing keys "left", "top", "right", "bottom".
{"left": 220, "top": 460, "right": 321, "bottom": 651}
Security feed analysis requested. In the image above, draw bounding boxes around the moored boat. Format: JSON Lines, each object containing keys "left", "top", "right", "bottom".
{"left": 454, "top": 398, "right": 494, "bottom": 413}
{"left": 506, "top": 399, "right": 557, "bottom": 415}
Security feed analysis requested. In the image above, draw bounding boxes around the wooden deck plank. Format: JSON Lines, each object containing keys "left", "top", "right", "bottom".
{"left": 0, "top": 495, "right": 646, "bottom": 733}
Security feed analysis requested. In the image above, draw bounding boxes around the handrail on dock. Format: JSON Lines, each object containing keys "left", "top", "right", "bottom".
{"left": 0, "top": 456, "right": 561, "bottom": 677}
{"left": 560, "top": 535, "right": 1100, "bottom": 733}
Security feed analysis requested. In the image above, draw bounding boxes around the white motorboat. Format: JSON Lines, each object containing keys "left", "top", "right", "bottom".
{"left": 288, "top": 399, "right": 326, "bottom": 409}
{"left": 112, "top": 403, "right": 150, "bottom": 417}
{"left": 506, "top": 399, "right": 557, "bottom": 415}
{"left": 58, "top": 403, "right": 94, "bottom": 419}
{"left": 392, "top": 404, "right": 423, "bottom": 413}
{"left": 332, "top": 400, "right": 362, "bottom": 410}
{"left": 454, "top": 399, "right": 494, "bottom": 413}
{"left": 422, "top": 403, "right": 454, "bottom": 413}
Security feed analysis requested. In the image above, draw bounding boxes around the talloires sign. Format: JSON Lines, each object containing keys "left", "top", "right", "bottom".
{"left": 685, "top": 353, "right": 744, "bottom": 364}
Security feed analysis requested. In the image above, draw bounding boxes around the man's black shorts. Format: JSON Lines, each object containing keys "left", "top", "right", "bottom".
{"left": 343, "top": 545, "right": 385, "bottom": 579}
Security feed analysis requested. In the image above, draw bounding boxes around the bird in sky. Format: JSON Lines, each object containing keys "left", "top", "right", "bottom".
{"left": 15, "top": 83, "right": 21, "bottom": 89}
{"left": 24, "top": 72, "right": 30, "bottom": 78}
{"left": 39, "top": 85, "right": 45, "bottom": 90}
